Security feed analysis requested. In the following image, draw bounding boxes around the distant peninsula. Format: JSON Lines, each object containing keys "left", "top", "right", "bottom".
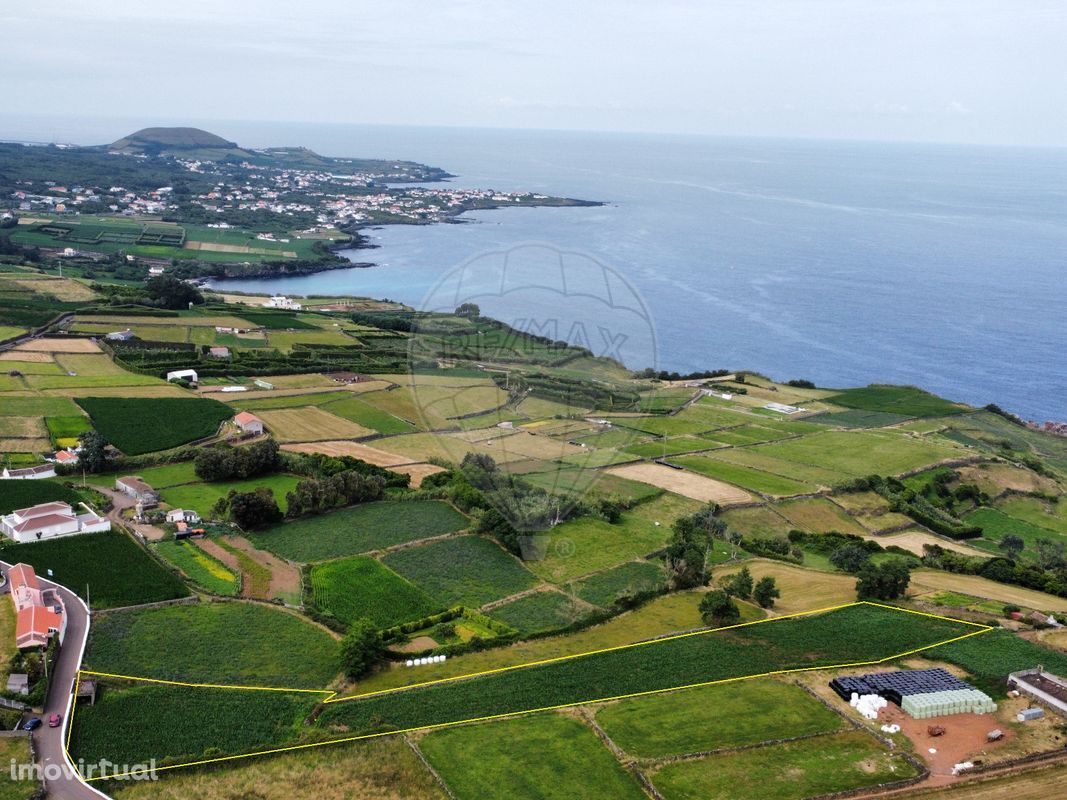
{"left": 0, "top": 126, "right": 600, "bottom": 282}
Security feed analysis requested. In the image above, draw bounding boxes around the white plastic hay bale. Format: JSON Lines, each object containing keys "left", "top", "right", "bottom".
{"left": 405, "top": 660, "right": 414, "bottom": 667}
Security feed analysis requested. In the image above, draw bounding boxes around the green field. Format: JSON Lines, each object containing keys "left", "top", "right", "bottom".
{"left": 0, "top": 737, "right": 40, "bottom": 800}
{"left": 596, "top": 679, "right": 843, "bottom": 758}
{"left": 751, "top": 429, "right": 962, "bottom": 477}
{"left": 805, "top": 409, "right": 913, "bottom": 428}
{"left": 568, "top": 560, "right": 666, "bottom": 608}
{"left": 420, "top": 713, "right": 646, "bottom": 800}
{"left": 674, "top": 454, "right": 815, "bottom": 496}
{"left": 75, "top": 396, "right": 233, "bottom": 455}
{"left": 650, "top": 731, "right": 918, "bottom": 800}
{"left": 0, "top": 395, "right": 82, "bottom": 416}
{"left": 383, "top": 535, "right": 540, "bottom": 608}
{"left": 527, "top": 493, "right": 698, "bottom": 584}
{"left": 153, "top": 540, "right": 239, "bottom": 595}
{"left": 248, "top": 501, "right": 469, "bottom": 562}
{"left": 823, "top": 385, "right": 969, "bottom": 417}
{"left": 965, "top": 507, "right": 1062, "bottom": 559}
{"left": 622, "top": 436, "right": 721, "bottom": 458}
{"left": 0, "top": 532, "right": 189, "bottom": 609}
{"left": 317, "top": 604, "right": 977, "bottom": 738}
{"left": 322, "top": 395, "right": 417, "bottom": 435}
{"left": 71, "top": 682, "right": 319, "bottom": 766}
{"left": 0, "top": 478, "right": 87, "bottom": 514}
{"left": 161, "top": 473, "right": 302, "bottom": 518}
{"left": 996, "top": 495, "right": 1067, "bottom": 535}
{"left": 85, "top": 460, "right": 199, "bottom": 490}
{"left": 45, "top": 414, "right": 92, "bottom": 445}
{"left": 488, "top": 590, "right": 589, "bottom": 635}
{"left": 85, "top": 602, "right": 339, "bottom": 687}
{"left": 310, "top": 556, "right": 443, "bottom": 628}
{"left": 927, "top": 628, "right": 1067, "bottom": 695}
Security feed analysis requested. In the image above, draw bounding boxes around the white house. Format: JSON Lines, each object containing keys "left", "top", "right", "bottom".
{"left": 8, "top": 563, "right": 65, "bottom": 650}
{"left": 166, "top": 369, "right": 199, "bottom": 383}
{"left": 106, "top": 329, "right": 135, "bottom": 342}
{"left": 114, "top": 476, "right": 160, "bottom": 505}
{"left": 1, "top": 464, "right": 57, "bottom": 480}
{"left": 233, "top": 411, "right": 264, "bottom": 435}
{"left": 165, "top": 508, "right": 201, "bottom": 524}
{"left": 0, "top": 502, "right": 110, "bottom": 544}
{"left": 263, "top": 295, "right": 303, "bottom": 311}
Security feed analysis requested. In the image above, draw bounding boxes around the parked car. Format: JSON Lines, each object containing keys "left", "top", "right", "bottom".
{"left": 22, "top": 717, "right": 42, "bottom": 731}
{"left": 48, "top": 714, "right": 62, "bottom": 728}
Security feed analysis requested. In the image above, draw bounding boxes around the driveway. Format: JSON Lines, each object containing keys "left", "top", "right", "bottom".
{"left": 98, "top": 487, "right": 165, "bottom": 542}
{"left": 0, "top": 562, "right": 111, "bottom": 800}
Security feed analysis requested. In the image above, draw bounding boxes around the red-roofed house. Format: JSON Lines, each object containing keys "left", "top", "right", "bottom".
{"left": 233, "top": 412, "right": 264, "bottom": 435}
{"left": 0, "top": 501, "right": 110, "bottom": 543}
{"left": 7, "top": 563, "right": 65, "bottom": 649}
{"left": 54, "top": 449, "right": 79, "bottom": 466}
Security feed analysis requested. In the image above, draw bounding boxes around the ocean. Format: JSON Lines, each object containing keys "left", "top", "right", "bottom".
{"left": 8, "top": 118, "right": 1066, "bottom": 419}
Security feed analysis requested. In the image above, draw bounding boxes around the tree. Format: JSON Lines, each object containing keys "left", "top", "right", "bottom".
{"left": 455, "top": 302, "right": 481, "bottom": 319}
{"left": 721, "top": 566, "right": 753, "bottom": 600}
{"left": 76, "top": 431, "right": 109, "bottom": 473}
{"left": 999, "top": 534, "right": 1025, "bottom": 560}
{"left": 753, "top": 576, "right": 780, "bottom": 608}
{"left": 145, "top": 275, "right": 203, "bottom": 309}
{"left": 225, "top": 487, "right": 282, "bottom": 530}
{"left": 700, "top": 590, "right": 741, "bottom": 627}
{"left": 340, "top": 618, "right": 384, "bottom": 679}
{"left": 855, "top": 558, "right": 912, "bottom": 601}
{"left": 1035, "top": 538, "right": 1067, "bottom": 571}
{"left": 830, "top": 543, "right": 871, "bottom": 573}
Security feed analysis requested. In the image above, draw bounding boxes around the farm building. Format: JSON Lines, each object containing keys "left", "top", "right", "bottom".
{"left": 1008, "top": 668, "right": 1067, "bottom": 717}
{"left": 253, "top": 379, "right": 275, "bottom": 390}
{"left": 0, "top": 501, "right": 110, "bottom": 544}
{"left": 324, "top": 371, "right": 366, "bottom": 384}
{"left": 233, "top": 411, "right": 264, "bottom": 435}
{"left": 165, "top": 508, "right": 201, "bottom": 524}
{"left": 1, "top": 464, "right": 57, "bottom": 480}
{"left": 115, "top": 476, "right": 160, "bottom": 505}
{"left": 208, "top": 346, "right": 231, "bottom": 359}
{"left": 106, "top": 329, "right": 135, "bottom": 342}
{"left": 52, "top": 449, "right": 78, "bottom": 466}
{"left": 831, "top": 668, "right": 996, "bottom": 719}
{"left": 7, "top": 563, "right": 65, "bottom": 649}
{"left": 263, "top": 295, "right": 302, "bottom": 310}
{"left": 166, "top": 368, "right": 199, "bottom": 383}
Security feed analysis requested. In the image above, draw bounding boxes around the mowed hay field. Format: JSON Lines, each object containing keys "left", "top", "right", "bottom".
{"left": 606, "top": 462, "right": 754, "bottom": 505}
{"left": 909, "top": 569, "right": 1067, "bottom": 612}
{"left": 419, "top": 713, "right": 647, "bottom": 800}
{"left": 255, "top": 406, "right": 374, "bottom": 442}
{"left": 282, "top": 440, "right": 412, "bottom": 466}
{"left": 710, "top": 560, "right": 858, "bottom": 614}
{"left": 108, "top": 736, "right": 447, "bottom": 800}
{"left": 751, "top": 429, "right": 965, "bottom": 477}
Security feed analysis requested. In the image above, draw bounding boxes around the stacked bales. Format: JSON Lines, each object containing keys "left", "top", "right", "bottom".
{"left": 831, "top": 668, "right": 996, "bottom": 719}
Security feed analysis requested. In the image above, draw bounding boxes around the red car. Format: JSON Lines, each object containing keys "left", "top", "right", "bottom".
{"left": 47, "top": 714, "right": 61, "bottom": 728}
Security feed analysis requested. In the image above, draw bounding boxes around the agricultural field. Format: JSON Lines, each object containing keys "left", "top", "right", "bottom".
{"left": 419, "top": 713, "right": 647, "bottom": 800}
{"left": 153, "top": 540, "right": 239, "bottom": 596}
{"left": 106, "top": 736, "right": 448, "bottom": 800}
{"left": 383, "top": 535, "right": 540, "bottom": 608}
{"left": 649, "top": 731, "right": 918, "bottom": 800}
{"left": 567, "top": 560, "right": 666, "bottom": 608}
{"left": 927, "top": 628, "right": 1067, "bottom": 694}
{"left": 316, "top": 604, "right": 976, "bottom": 737}
{"left": 0, "top": 737, "right": 39, "bottom": 800}
{"left": 710, "top": 560, "right": 858, "bottom": 614}
{"left": 964, "top": 507, "right": 1063, "bottom": 559}
{"left": 488, "top": 589, "right": 591, "bottom": 635}
{"left": 605, "top": 462, "right": 753, "bottom": 505}
{"left": 86, "top": 601, "right": 339, "bottom": 687}
{"left": 0, "top": 532, "right": 189, "bottom": 609}
{"left": 994, "top": 494, "right": 1067, "bottom": 535}
{"left": 75, "top": 396, "right": 233, "bottom": 455}
{"left": 255, "top": 406, "right": 374, "bottom": 442}
{"left": 310, "top": 556, "right": 443, "bottom": 628}
{"left": 908, "top": 569, "right": 1067, "bottom": 613}
{"left": 160, "top": 473, "right": 302, "bottom": 517}
{"left": 673, "top": 454, "right": 815, "bottom": 496}
{"left": 0, "top": 477, "right": 87, "bottom": 514}
{"left": 319, "top": 394, "right": 417, "bottom": 435}
{"left": 774, "top": 497, "right": 868, "bottom": 535}
{"left": 248, "top": 500, "right": 469, "bottom": 562}
{"left": 527, "top": 493, "right": 700, "bottom": 583}
{"left": 84, "top": 459, "right": 199, "bottom": 490}
{"left": 823, "top": 385, "right": 970, "bottom": 417}
{"left": 595, "top": 678, "right": 843, "bottom": 758}
{"left": 750, "top": 429, "right": 964, "bottom": 478}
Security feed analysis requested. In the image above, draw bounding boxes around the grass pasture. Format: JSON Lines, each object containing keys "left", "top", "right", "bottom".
{"left": 383, "top": 535, "right": 540, "bottom": 608}
{"left": 420, "top": 713, "right": 646, "bottom": 800}
{"left": 86, "top": 601, "right": 339, "bottom": 687}
{"left": 774, "top": 497, "right": 867, "bottom": 535}
{"left": 310, "top": 556, "right": 443, "bottom": 628}
{"left": 751, "top": 429, "right": 963, "bottom": 478}
{"left": 488, "top": 590, "right": 590, "bottom": 635}
{"left": 964, "top": 507, "right": 1063, "bottom": 559}
{"left": 674, "top": 454, "right": 814, "bottom": 496}
{"left": 596, "top": 678, "right": 842, "bottom": 758}
{"left": 248, "top": 500, "right": 469, "bottom": 562}
{"left": 650, "top": 731, "right": 917, "bottom": 800}
{"left": 75, "top": 396, "right": 233, "bottom": 455}
{"left": 823, "top": 384, "right": 969, "bottom": 417}
{"left": 0, "top": 532, "right": 189, "bottom": 609}
{"left": 161, "top": 473, "right": 302, "bottom": 518}
{"left": 255, "top": 406, "right": 374, "bottom": 442}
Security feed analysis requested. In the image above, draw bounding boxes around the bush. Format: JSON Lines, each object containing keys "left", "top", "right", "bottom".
{"left": 855, "top": 558, "right": 911, "bottom": 601}
{"left": 700, "top": 590, "right": 741, "bottom": 626}
{"left": 341, "top": 618, "right": 385, "bottom": 679}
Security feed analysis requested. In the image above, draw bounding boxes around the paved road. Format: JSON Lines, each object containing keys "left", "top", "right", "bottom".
{"left": 1, "top": 561, "right": 110, "bottom": 800}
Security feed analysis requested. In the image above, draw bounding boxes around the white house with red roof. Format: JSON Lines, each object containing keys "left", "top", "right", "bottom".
{"left": 233, "top": 411, "right": 264, "bottom": 435}
{"left": 7, "top": 563, "right": 65, "bottom": 649}
{"left": 0, "top": 501, "right": 110, "bottom": 544}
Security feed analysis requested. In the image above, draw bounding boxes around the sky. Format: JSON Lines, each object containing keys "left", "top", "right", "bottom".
{"left": 2, "top": 0, "right": 1065, "bottom": 146}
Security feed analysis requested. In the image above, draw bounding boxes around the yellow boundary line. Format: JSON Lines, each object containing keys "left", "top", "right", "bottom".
{"left": 70, "top": 601, "right": 992, "bottom": 782}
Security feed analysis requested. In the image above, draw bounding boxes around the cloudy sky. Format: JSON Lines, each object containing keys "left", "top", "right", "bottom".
{"left": 3, "top": 0, "right": 1065, "bottom": 146}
